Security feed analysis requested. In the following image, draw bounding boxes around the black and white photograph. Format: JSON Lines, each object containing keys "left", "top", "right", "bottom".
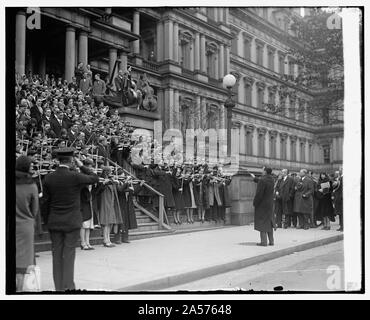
{"left": 3, "top": 1, "right": 365, "bottom": 299}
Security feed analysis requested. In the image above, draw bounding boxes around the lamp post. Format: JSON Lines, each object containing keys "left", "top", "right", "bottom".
{"left": 223, "top": 74, "right": 236, "bottom": 158}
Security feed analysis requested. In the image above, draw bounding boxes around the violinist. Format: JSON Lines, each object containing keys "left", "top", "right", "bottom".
{"left": 95, "top": 166, "right": 123, "bottom": 248}
{"left": 80, "top": 158, "right": 95, "bottom": 250}
{"left": 208, "top": 166, "right": 223, "bottom": 223}
{"left": 193, "top": 165, "right": 206, "bottom": 223}
{"left": 182, "top": 165, "right": 197, "bottom": 224}
{"left": 171, "top": 166, "right": 185, "bottom": 224}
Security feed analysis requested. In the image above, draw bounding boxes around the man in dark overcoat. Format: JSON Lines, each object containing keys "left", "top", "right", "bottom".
{"left": 280, "top": 169, "right": 296, "bottom": 228}
{"left": 253, "top": 167, "right": 275, "bottom": 246}
{"left": 42, "top": 148, "right": 99, "bottom": 291}
{"left": 293, "top": 169, "right": 314, "bottom": 230}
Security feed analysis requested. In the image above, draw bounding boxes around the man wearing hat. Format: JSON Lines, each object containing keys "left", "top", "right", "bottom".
{"left": 253, "top": 166, "right": 275, "bottom": 246}
{"left": 42, "top": 147, "right": 99, "bottom": 291}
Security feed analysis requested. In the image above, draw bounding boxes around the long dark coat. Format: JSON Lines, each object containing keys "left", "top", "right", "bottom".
{"left": 274, "top": 178, "right": 283, "bottom": 218}
{"left": 80, "top": 186, "right": 93, "bottom": 222}
{"left": 16, "top": 171, "right": 39, "bottom": 270}
{"left": 219, "top": 178, "right": 232, "bottom": 208}
{"left": 152, "top": 168, "right": 175, "bottom": 209}
{"left": 332, "top": 176, "right": 343, "bottom": 215}
{"left": 42, "top": 166, "right": 99, "bottom": 231}
{"left": 193, "top": 177, "right": 205, "bottom": 207}
{"left": 279, "top": 176, "right": 295, "bottom": 216}
{"left": 253, "top": 174, "right": 274, "bottom": 232}
{"left": 293, "top": 176, "right": 314, "bottom": 215}
{"left": 315, "top": 179, "right": 335, "bottom": 221}
{"left": 182, "top": 178, "right": 195, "bottom": 208}
{"left": 171, "top": 174, "right": 185, "bottom": 211}
{"left": 116, "top": 183, "right": 138, "bottom": 230}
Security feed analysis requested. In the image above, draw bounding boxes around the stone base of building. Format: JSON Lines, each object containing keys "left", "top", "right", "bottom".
{"left": 229, "top": 172, "right": 257, "bottom": 225}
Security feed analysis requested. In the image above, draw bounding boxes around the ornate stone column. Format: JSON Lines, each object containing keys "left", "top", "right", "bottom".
{"left": 276, "top": 131, "right": 281, "bottom": 159}
{"left": 237, "top": 31, "right": 243, "bottom": 57}
{"left": 156, "top": 21, "right": 164, "bottom": 62}
{"left": 274, "top": 49, "right": 279, "bottom": 73}
{"left": 173, "top": 22, "right": 179, "bottom": 63}
{"left": 200, "top": 34, "right": 206, "bottom": 73}
{"left": 15, "top": 10, "right": 26, "bottom": 76}
{"left": 133, "top": 11, "right": 140, "bottom": 55}
{"left": 174, "top": 89, "right": 180, "bottom": 128}
{"left": 252, "top": 126, "right": 258, "bottom": 156}
{"left": 164, "top": 20, "right": 174, "bottom": 60}
{"left": 219, "top": 43, "right": 225, "bottom": 79}
{"left": 250, "top": 37, "right": 257, "bottom": 64}
{"left": 194, "top": 33, "right": 200, "bottom": 71}
{"left": 78, "top": 31, "right": 88, "bottom": 66}
{"left": 225, "top": 45, "right": 230, "bottom": 74}
{"left": 65, "top": 26, "right": 76, "bottom": 82}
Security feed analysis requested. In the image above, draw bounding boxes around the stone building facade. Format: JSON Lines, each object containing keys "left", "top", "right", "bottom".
{"left": 14, "top": 7, "right": 344, "bottom": 224}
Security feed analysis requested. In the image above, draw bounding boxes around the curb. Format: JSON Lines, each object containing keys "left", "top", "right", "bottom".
{"left": 118, "top": 233, "right": 343, "bottom": 291}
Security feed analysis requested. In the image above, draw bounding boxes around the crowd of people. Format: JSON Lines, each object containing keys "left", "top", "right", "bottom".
{"left": 14, "top": 65, "right": 343, "bottom": 291}
{"left": 272, "top": 168, "right": 344, "bottom": 231}
{"left": 14, "top": 68, "right": 233, "bottom": 291}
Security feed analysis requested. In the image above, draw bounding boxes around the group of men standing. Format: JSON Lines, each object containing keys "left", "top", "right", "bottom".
{"left": 251, "top": 167, "right": 343, "bottom": 247}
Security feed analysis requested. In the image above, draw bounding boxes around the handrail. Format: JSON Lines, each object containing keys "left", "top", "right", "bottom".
{"left": 106, "top": 158, "right": 169, "bottom": 230}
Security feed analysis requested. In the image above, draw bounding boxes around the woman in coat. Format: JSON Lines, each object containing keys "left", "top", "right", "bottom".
{"left": 315, "top": 173, "right": 335, "bottom": 230}
{"left": 16, "top": 155, "right": 39, "bottom": 291}
{"left": 96, "top": 166, "right": 123, "bottom": 247}
{"left": 182, "top": 166, "right": 197, "bottom": 223}
{"left": 171, "top": 167, "right": 185, "bottom": 224}
{"left": 79, "top": 158, "right": 95, "bottom": 250}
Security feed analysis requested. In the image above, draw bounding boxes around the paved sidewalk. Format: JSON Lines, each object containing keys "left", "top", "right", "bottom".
{"left": 36, "top": 221, "right": 343, "bottom": 292}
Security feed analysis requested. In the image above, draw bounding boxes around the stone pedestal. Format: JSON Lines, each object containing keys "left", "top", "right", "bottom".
{"left": 229, "top": 173, "right": 257, "bottom": 225}
{"left": 117, "top": 107, "right": 161, "bottom": 130}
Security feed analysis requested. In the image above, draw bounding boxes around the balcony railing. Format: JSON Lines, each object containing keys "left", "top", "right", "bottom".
{"left": 142, "top": 59, "right": 160, "bottom": 72}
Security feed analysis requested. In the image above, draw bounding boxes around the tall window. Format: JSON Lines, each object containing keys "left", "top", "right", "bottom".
{"left": 322, "top": 107, "right": 329, "bottom": 124}
{"left": 289, "top": 98, "right": 296, "bottom": 119}
{"left": 298, "top": 100, "right": 305, "bottom": 121}
{"left": 290, "top": 138, "right": 297, "bottom": 161}
{"left": 258, "top": 131, "right": 265, "bottom": 157}
{"left": 280, "top": 135, "right": 287, "bottom": 160}
{"left": 268, "top": 90, "right": 275, "bottom": 105}
{"left": 309, "top": 144, "right": 313, "bottom": 163}
{"left": 244, "top": 37, "right": 251, "bottom": 61}
{"left": 268, "top": 49, "right": 274, "bottom": 70}
{"left": 289, "top": 59, "right": 295, "bottom": 77}
{"left": 323, "top": 145, "right": 331, "bottom": 163}
{"left": 300, "top": 142, "right": 305, "bottom": 162}
{"left": 206, "top": 43, "right": 218, "bottom": 79}
{"left": 256, "top": 44, "right": 263, "bottom": 65}
{"left": 270, "top": 134, "right": 277, "bottom": 158}
{"left": 257, "top": 87, "right": 264, "bottom": 109}
{"left": 246, "top": 128, "right": 253, "bottom": 155}
{"left": 245, "top": 83, "right": 252, "bottom": 106}
{"left": 279, "top": 55, "right": 285, "bottom": 74}
{"left": 231, "top": 33, "right": 238, "bottom": 55}
{"left": 179, "top": 31, "right": 193, "bottom": 70}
